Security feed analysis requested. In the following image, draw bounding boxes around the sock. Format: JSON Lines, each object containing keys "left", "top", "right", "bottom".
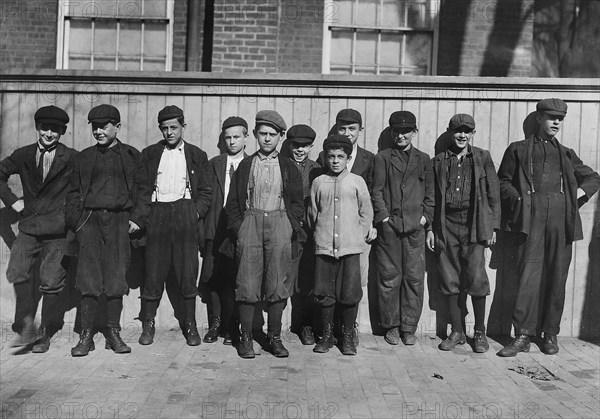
{"left": 13, "top": 282, "right": 34, "bottom": 331}
{"left": 239, "top": 303, "right": 255, "bottom": 333}
{"left": 184, "top": 298, "right": 196, "bottom": 323}
{"left": 144, "top": 299, "right": 159, "bottom": 320}
{"left": 472, "top": 296, "right": 486, "bottom": 333}
{"left": 341, "top": 303, "right": 358, "bottom": 331}
{"left": 267, "top": 300, "right": 285, "bottom": 335}
{"left": 80, "top": 296, "right": 99, "bottom": 330}
{"left": 448, "top": 294, "right": 463, "bottom": 334}
{"left": 106, "top": 297, "right": 123, "bottom": 329}
{"left": 321, "top": 305, "right": 335, "bottom": 328}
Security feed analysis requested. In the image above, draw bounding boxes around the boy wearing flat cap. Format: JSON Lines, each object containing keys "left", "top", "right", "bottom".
{"left": 497, "top": 98, "right": 600, "bottom": 357}
{"left": 426, "top": 114, "right": 500, "bottom": 353}
{"left": 372, "top": 111, "right": 434, "bottom": 347}
{"left": 66, "top": 104, "right": 144, "bottom": 356}
{"left": 0, "top": 105, "right": 77, "bottom": 352}
{"left": 286, "top": 124, "right": 322, "bottom": 345}
{"left": 309, "top": 134, "right": 373, "bottom": 355}
{"left": 198, "top": 116, "right": 248, "bottom": 345}
{"left": 224, "top": 110, "right": 305, "bottom": 359}
{"left": 135, "top": 105, "right": 211, "bottom": 346}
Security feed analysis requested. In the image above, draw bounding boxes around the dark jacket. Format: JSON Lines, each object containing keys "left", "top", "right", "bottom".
{"left": 431, "top": 146, "right": 500, "bottom": 249}
{"left": 497, "top": 135, "right": 600, "bottom": 243}
{"left": 372, "top": 146, "right": 434, "bottom": 235}
{"left": 135, "top": 140, "right": 211, "bottom": 231}
{"left": 318, "top": 145, "right": 375, "bottom": 189}
{"left": 0, "top": 142, "right": 78, "bottom": 236}
{"left": 65, "top": 140, "right": 143, "bottom": 231}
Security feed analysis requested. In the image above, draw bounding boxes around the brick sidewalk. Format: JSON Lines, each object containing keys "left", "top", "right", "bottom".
{"left": 1, "top": 329, "right": 598, "bottom": 419}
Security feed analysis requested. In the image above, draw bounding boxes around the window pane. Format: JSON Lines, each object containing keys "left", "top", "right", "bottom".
{"left": 405, "top": 1, "right": 432, "bottom": 29}
{"left": 119, "top": 22, "right": 142, "bottom": 57}
{"left": 330, "top": 30, "right": 353, "bottom": 68}
{"left": 381, "top": 0, "right": 403, "bottom": 28}
{"left": 142, "top": 0, "right": 168, "bottom": 18}
{"left": 143, "top": 22, "right": 167, "bottom": 68}
{"left": 94, "top": 21, "right": 117, "bottom": 56}
{"left": 380, "top": 33, "right": 401, "bottom": 68}
{"left": 143, "top": 60, "right": 166, "bottom": 72}
{"left": 68, "top": 0, "right": 117, "bottom": 18}
{"left": 355, "top": 32, "right": 377, "bottom": 66}
{"left": 355, "top": 0, "right": 378, "bottom": 26}
{"left": 118, "top": 0, "right": 142, "bottom": 18}
{"left": 119, "top": 59, "right": 141, "bottom": 71}
{"left": 333, "top": 0, "right": 354, "bottom": 25}
{"left": 404, "top": 33, "right": 431, "bottom": 74}
{"left": 69, "top": 57, "right": 91, "bottom": 70}
{"left": 69, "top": 20, "right": 92, "bottom": 54}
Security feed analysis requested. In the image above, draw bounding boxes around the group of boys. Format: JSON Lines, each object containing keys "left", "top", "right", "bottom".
{"left": 1, "top": 97, "right": 598, "bottom": 359}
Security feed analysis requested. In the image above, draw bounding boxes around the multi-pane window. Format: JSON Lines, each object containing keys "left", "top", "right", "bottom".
{"left": 324, "top": 0, "right": 437, "bottom": 75}
{"left": 57, "top": 0, "right": 173, "bottom": 71}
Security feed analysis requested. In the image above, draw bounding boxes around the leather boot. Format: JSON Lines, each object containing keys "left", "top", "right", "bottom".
{"left": 71, "top": 328, "right": 96, "bottom": 357}
{"left": 104, "top": 327, "right": 131, "bottom": 354}
{"left": 236, "top": 331, "right": 255, "bottom": 359}
{"left": 439, "top": 331, "right": 467, "bottom": 351}
{"left": 542, "top": 334, "right": 559, "bottom": 355}
{"left": 138, "top": 319, "right": 155, "bottom": 345}
{"left": 183, "top": 320, "right": 202, "bottom": 346}
{"left": 203, "top": 316, "right": 221, "bottom": 343}
{"left": 268, "top": 332, "right": 289, "bottom": 358}
{"left": 11, "top": 315, "right": 40, "bottom": 347}
{"left": 473, "top": 331, "right": 490, "bottom": 353}
{"left": 32, "top": 325, "right": 53, "bottom": 353}
{"left": 341, "top": 328, "right": 356, "bottom": 355}
{"left": 313, "top": 323, "right": 334, "bottom": 353}
{"left": 497, "top": 335, "right": 530, "bottom": 357}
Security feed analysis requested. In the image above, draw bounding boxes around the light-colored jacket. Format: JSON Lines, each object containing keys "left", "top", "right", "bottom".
{"left": 309, "top": 169, "right": 373, "bottom": 258}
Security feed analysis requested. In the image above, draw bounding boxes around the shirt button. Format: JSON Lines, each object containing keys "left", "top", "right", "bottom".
{"left": 264, "top": 212, "right": 268, "bottom": 216}
{"left": 334, "top": 215, "right": 338, "bottom": 219}
{"left": 334, "top": 249, "right": 338, "bottom": 252}
{"left": 456, "top": 188, "right": 459, "bottom": 191}
{"left": 334, "top": 198, "right": 339, "bottom": 202}
{"left": 457, "top": 176, "right": 460, "bottom": 179}
{"left": 335, "top": 233, "right": 339, "bottom": 237}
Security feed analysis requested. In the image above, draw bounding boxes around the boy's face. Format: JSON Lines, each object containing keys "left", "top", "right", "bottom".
{"left": 290, "top": 141, "right": 312, "bottom": 163}
{"left": 92, "top": 121, "right": 120, "bottom": 146}
{"left": 254, "top": 124, "right": 281, "bottom": 154}
{"left": 391, "top": 127, "right": 416, "bottom": 148}
{"left": 326, "top": 148, "right": 351, "bottom": 175}
{"left": 36, "top": 123, "right": 64, "bottom": 149}
{"left": 451, "top": 126, "right": 474, "bottom": 150}
{"left": 223, "top": 126, "right": 247, "bottom": 156}
{"left": 160, "top": 118, "right": 185, "bottom": 146}
{"left": 337, "top": 122, "right": 362, "bottom": 146}
{"left": 536, "top": 112, "right": 563, "bottom": 140}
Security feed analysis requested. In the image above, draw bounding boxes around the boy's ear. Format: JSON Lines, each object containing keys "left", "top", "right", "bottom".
{"left": 348, "top": 155, "right": 353, "bottom": 161}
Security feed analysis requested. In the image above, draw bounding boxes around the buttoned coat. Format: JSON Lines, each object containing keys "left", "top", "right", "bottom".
{"left": 0, "top": 143, "right": 78, "bottom": 236}
{"left": 431, "top": 146, "right": 500, "bottom": 249}
{"left": 371, "top": 146, "right": 434, "bottom": 235}
{"left": 497, "top": 135, "right": 600, "bottom": 243}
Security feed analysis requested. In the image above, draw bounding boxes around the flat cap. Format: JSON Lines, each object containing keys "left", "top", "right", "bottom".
{"left": 255, "top": 110, "right": 287, "bottom": 132}
{"left": 34, "top": 105, "right": 69, "bottom": 126}
{"left": 536, "top": 98, "right": 567, "bottom": 116}
{"left": 158, "top": 105, "right": 184, "bottom": 123}
{"left": 88, "top": 104, "right": 120, "bottom": 124}
{"left": 286, "top": 124, "right": 316, "bottom": 145}
{"left": 448, "top": 113, "right": 475, "bottom": 130}
{"left": 336, "top": 108, "right": 362, "bottom": 126}
{"left": 323, "top": 134, "right": 353, "bottom": 155}
{"left": 222, "top": 116, "right": 248, "bottom": 132}
{"left": 389, "top": 111, "right": 417, "bottom": 129}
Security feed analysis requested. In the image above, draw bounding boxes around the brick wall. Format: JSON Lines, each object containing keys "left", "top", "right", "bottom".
{"left": 0, "top": 0, "right": 58, "bottom": 72}
{"left": 172, "top": 0, "right": 190, "bottom": 71}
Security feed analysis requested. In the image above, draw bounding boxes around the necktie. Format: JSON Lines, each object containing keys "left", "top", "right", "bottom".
{"left": 37, "top": 149, "right": 46, "bottom": 182}
{"left": 229, "top": 163, "right": 235, "bottom": 181}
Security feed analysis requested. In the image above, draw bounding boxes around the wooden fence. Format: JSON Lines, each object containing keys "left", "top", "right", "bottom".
{"left": 1, "top": 70, "right": 598, "bottom": 339}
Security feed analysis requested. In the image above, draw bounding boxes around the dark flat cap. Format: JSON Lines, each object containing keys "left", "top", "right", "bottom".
{"left": 536, "top": 98, "right": 567, "bottom": 116}
{"left": 448, "top": 113, "right": 475, "bottom": 130}
{"left": 323, "top": 134, "right": 353, "bottom": 156}
{"left": 287, "top": 124, "right": 316, "bottom": 145}
{"left": 389, "top": 111, "right": 417, "bottom": 129}
{"left": 336, "top": 109, "right": 362, "bottom": 126}
{"left": 158, "top": 105, "right": 184, "bottom": 123}
{"left": 34, "top": 105, "right": 69, "bottom": 126}
{"left": 255, "top": 110, "right": 287, "bottom": 132}
{"left": 222, "top": 116, "right": 248, "bottom": 131}
{"left": 88, "top": 104, "right": 120, "bottom": 124}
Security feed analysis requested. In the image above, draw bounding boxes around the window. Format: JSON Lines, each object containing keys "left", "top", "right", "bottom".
{"left": 323, "top": 0, "right": 437, "bottom": 75}
{"left": 57, "top": 0, "right": 174, "bottom": 71}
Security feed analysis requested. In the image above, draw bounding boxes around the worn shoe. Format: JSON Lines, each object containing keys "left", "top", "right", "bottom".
{"left": 438, "top": 331, "right": 467, "bottom": 351}
{"left": 385, "top": 327, "right": 400, "bottom": 345}
{"left": 71, "top": 329, "right": 96, "bottom": 357}
{"left": 497, "top": 335, "right": 530, "bottom": 357}
{"left": 32, "top": 325, "right": 52, "bottom": 353}
{"left": 313, "top": 323, "right": 335, "bottom": 353}
{"left": 268, "top": 333, "right": 289, "bottom": 358}
{"left": 138, "top": 319, "right": 155, "bottom": 345}
{"left": 236, "top": 331, "right": 255, "bottom": 359}
{"left": 401, "top": 332, "right": 417, "bottom": 346}
{"left": 472, "top": 331, "right": 489, "bottom": 353}
{"left": 183, "top": 321, "right": 202, "bottom": 346}
{"left": 542, "top": 334, "right": 559, "bottom": 355}
{"left": 203, "top": 317, "right": 221, "bottom": 343}
{"left": 300, "top": 326, "right": 316, "bottom": 345}
{"left": 341, "top": 328, "right": 357, "bottom": 355}
{"left": 10, "top": 316, "right": 40, "bottom": 348}
{"left": 353, "top": 322, "right": 359, "bottom": 346}
{"left": 104, "top": 327, "right": 131, "bottom": 354}
{"left": 223, "top": 332, "right": 233, "bottom": 345}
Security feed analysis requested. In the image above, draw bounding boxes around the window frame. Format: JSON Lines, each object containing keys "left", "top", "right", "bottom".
{"left": 56, "top": 0, "right": 175, "bottom": 71}
{"left": 322, "top": 0, "right": 439, "bottom": 75}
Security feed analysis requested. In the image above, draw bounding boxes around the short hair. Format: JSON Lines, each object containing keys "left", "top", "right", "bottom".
{"left": 324, "top": 145, "right": 352, "bottom": 158}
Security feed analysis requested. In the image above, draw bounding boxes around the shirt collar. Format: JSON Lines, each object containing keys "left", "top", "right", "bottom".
{"left": 164, "top": 140, "right": 185, "bottom": 152}
{"left": 38, "top": 141, "right": 58, "bottom": 153}
{"left": 257, "top": 150, "right": 279, "bottom": 160}
{"left": 534, "top": 135, "right": 558, "bottom": 147}
{"left": 445, "top": 144, "right": 472, "bottom": 159}
{"left": 97, "top": 139, "right": 120, "bottom": 153}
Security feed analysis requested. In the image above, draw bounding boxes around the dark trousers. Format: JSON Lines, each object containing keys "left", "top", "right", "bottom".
{"left": 375, "top": 223, "right": 425, "bottom": 333}
{"left": 514, "top": 193, "right": 571, "bottom": 336}
{"left": 291, "top": 238, "right": 318, "bottom": 331}
{"left": 76, "top": 211, "right": 130, "bottom": 297}
{"left": 314, "top": 254, "right": 362, "bottom": 306}
{"left": 143, "top": 199, "right": 199, "bottom": 301}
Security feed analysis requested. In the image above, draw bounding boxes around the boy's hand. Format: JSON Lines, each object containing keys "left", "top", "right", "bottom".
{"left": 366, "top": 227, "right": 377, "bottom": 243}
{"left": 11, "top": 199, "right": 24, "bottom": 213}
{"left": 382, "top": 217, "right": 390, "bottom": 223}
{"left": 426, "top": 231, "right": 435, "bottom": 252}
{"left": 128, "top": 220, "right": 141, "bottom": 234}
{"left": 486, "top": 231, "right": 497, "bottom": 247}
{"left": 419, "top": 216, "right": 426, "bottom": 226}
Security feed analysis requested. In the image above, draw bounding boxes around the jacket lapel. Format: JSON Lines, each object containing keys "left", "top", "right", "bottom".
{"left": 24, "top": 145, "right": 41, "bottom": 191}
{"left": 41, "top": 144, "right": 66, "bottom": 187}
{"left": 517, "top": 136, "right": 534, "bottom": 187}
{"left": 215, "top": 154, "right": 227, "bottom": 195}
{"left": 351, "top": 147, "right": 368, "bottom": 175}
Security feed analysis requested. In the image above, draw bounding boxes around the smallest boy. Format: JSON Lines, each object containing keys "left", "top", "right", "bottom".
{"left": 309, "top": 134, "right": 373, "bottom": 355}
{"left": 286, "top": 124, "right": 322, "bottom": 345}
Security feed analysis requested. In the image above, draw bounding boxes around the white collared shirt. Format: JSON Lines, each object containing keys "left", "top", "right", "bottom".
{"left": 154, "top": 140, "right": 191, "bottom": 202}
{"left": 36, "top": 142, "right": 57, "bottom": 182}
{"left": 346, "top": 142, "right": 359, "bottom": 173}
{"left": 224, "top": 153, "right": 244, "bottom": 206}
